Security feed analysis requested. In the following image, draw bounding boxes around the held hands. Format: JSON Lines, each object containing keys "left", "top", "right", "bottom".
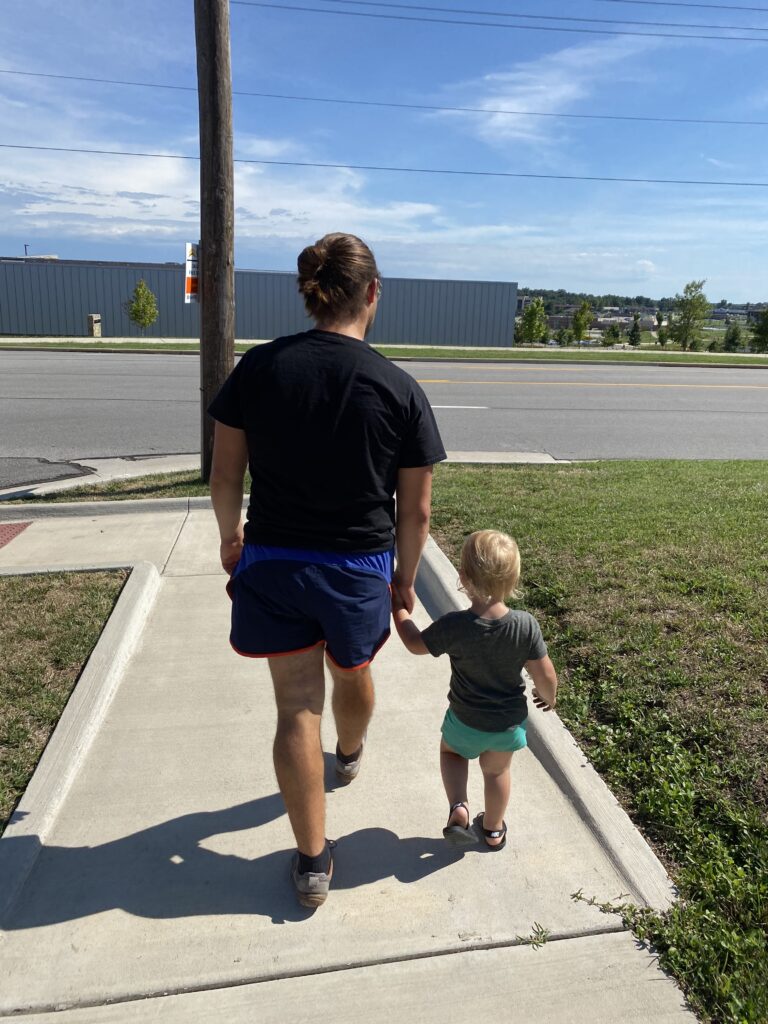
{"left": 532, "top": 686, "right": 555, "bottom": 712}
{"left": 391, "top": 569, "right": 416, "bottom": 614}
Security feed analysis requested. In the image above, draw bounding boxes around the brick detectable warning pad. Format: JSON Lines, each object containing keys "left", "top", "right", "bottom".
{"left": 0, "top": 522, "right": 31, "bottom": 550}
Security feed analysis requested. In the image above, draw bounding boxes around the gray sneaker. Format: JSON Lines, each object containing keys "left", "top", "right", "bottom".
{"left": 335, "top": 735, "right": 366, "bottom": 783}
{"left": 290, "top": 846, "right": 334, "bottom": 908}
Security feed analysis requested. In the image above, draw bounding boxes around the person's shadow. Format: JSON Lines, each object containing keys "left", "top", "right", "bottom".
{"left": 2, "top": 755, "right": 464, "bottom": 928}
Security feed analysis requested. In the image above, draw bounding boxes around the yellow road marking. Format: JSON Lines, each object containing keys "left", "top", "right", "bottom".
{"left": 417, "top": 379, "right": 768, "bottom": 390}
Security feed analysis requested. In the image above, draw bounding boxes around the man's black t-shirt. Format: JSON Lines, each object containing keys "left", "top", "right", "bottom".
{"left": 208, "top": 329, "right": 446, "bottom": 552}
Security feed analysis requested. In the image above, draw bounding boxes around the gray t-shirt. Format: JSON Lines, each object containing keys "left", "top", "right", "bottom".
{"left": 422, "top": 609, "right": 548, "bottom": 732}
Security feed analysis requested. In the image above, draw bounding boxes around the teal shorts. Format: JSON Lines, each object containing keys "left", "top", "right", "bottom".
{"left": 441, "top": 708, "right": 528, "bottom": 760}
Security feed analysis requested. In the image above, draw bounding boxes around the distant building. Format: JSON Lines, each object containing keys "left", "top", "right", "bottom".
{"left": 0, "top": 256, "right": 518, "bottom": 346}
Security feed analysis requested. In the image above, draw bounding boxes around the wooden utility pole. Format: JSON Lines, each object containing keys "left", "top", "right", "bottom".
{"left": 194, "top": 0, "right": 235, "bottom": 481}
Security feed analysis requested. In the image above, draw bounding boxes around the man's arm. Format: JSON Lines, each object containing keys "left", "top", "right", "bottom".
{"left": 210, "top": 421, "right": 249, "bottom": 574}
{"left": 393, "top": 465, "right": 433, "bottom": 613}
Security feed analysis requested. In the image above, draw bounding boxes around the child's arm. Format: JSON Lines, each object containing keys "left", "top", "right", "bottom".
{"left": 391, "top": 587, "right": 430, "bottom": 655}
{"left": 526, "top": 655, "right": 559, "bottom": 711}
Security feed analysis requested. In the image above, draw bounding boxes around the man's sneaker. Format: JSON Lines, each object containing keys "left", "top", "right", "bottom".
{"left": 335, "top": 735, "right": 365, "bottom": 783}
{"left": 290, "top": 845, "right": 334, "bottom": 908}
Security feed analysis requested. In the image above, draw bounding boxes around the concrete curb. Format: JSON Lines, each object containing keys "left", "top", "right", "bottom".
{"left": 0, "top": 561, "right": 162, "bottom": 921}
{"left": 416, "top": 536, "right": 677, "bottom": 911}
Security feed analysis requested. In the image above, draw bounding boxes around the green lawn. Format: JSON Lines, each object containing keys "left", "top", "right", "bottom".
{"left": 430, "top": 462, "right": 767, "bottom": 1024}
{"left": 0, "top": 571, "right": 128, "bottom": 834}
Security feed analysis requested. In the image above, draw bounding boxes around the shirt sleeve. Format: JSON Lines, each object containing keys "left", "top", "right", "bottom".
{"left": 421, "top": 615, "right": 450, "bottom": 657}
{"left": 526, "top": 615, "right": 548, "bottom": 661}
{"left": 207, "top": 356, "right": 246, "bottom": 429}
{"left": 398, "top": 384, "right": 447, "bottom": 469}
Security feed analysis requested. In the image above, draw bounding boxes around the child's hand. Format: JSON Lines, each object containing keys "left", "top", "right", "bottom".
{"left": 532, "top": 687, "right": 555, "bottom": 712}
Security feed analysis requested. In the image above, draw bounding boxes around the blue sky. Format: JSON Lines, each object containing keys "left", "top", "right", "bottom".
{"left": 1, "top": 0, "right": 767, "bottom": 300}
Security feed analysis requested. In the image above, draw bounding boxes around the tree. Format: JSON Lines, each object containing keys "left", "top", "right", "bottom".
{"left": 668, "top": 280, "right": 711, "bottom": 352}
{"left": 750, "top": 309, "right": 768, "bottom": 353}
{"left": 603, "top": 324, "right": 622, "bottom": 346}
{"left": 125, "top": 279, "right": 159, "bottom": 332}
{"left": 555, "top": 327, "right": 573, "bottom": 347}
{"left": 655, "top": 310, "right": 664, "bottom": 330}
{"left": 571, "top": 300, "right": 593, "bottom": 344}
{"left": 657, "top": 326, "right": 668, "bottom": 348}
{"left": 723, "top": 322, "right": 742, "bottom": 352}
{"left": 628, "top": 313, "right": 642, "bottom": 347}
{"left": 518, "top": 297, "right": 549, "bottom": 345}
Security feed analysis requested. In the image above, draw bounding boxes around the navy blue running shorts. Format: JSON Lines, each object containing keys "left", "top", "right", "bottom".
{"left": 227, "top": 559, "right": 391, "bottom": 670}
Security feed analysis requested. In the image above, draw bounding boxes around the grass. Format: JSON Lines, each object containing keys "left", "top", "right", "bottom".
{"left": 0, "top": 570, "right": 128, "bottom": 834}
{"left": 1, "top": 339, "right": 766, "bottom": 366}
{"left": 7, "top": 470, "right": 219, "bottom": 503}
{"left": 376, "top": 345, "right": 767, "bottom": 365}
{"left": 6, "top": 470, "right": 252, "bottom": 504}
{"left": 429, "top": 461, "right": 768, "bottom": 1024}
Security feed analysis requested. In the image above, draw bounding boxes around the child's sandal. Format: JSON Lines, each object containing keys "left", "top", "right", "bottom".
{"left": 442, "top": 801, "right": 478, "bottom": 847}
{"left": 477, "top": 812, "right": 508, "bottom": 851}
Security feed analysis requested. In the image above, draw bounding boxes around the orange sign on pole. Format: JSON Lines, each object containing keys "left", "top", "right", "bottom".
{"left": 185, "top": 242, "right": 199, "bottom": 303}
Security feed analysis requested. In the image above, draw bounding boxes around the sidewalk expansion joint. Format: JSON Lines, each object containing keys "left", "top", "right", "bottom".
{"left": 161, "top": 506, "right": 191, "bottom": 575}
{"left": 5, "top": 924, "right": 628, "bottom": 1017}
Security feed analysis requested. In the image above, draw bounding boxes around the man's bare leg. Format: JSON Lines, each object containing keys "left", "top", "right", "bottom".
{"left": 328, "top": 659, "right": 375, "bottom": 758}
{"left": 269, "top": 645, "right": 326, "bottom": 857}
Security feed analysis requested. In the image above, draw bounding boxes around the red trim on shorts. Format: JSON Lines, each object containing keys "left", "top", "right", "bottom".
{"left": 229, "top": 638, "right": 325, "bottom": 660}
{"left": 325, "top": 629, "right": 391, "bottom": 672}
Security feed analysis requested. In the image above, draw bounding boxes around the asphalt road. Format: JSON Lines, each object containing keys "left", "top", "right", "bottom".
{"left": 1, "top": 351, "right": 767, "bottom": 486}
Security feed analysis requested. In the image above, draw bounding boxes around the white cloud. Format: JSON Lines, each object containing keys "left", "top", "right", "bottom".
{"left": 703, "top": 155, "right": 741, "bottom": 171}
{"left": 436, "top": 36, "right": 656, "bottom": 153}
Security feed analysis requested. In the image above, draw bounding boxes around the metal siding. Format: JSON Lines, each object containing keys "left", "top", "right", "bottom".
{"left": 0, "top": 259, "right": 516, "bottom": 345}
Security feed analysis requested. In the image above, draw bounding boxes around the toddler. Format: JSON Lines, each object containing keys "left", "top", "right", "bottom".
{"left": 392, "top": 530, "right": 558, "bottom": 849}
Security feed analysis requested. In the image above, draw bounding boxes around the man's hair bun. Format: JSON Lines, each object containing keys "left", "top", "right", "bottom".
{"left": 297, "top": 233, "right": 378, "bottom": 321}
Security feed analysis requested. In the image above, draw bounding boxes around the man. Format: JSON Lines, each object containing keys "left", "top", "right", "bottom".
{"left": 209, "top": 233, "right": 445, "bottom": 906}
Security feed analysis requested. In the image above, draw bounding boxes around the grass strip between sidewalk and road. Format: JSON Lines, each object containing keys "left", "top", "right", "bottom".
{"left": 5, "top": 461, "right": 767, "bottom": 1022}
{"left": 6, "top": 471, "right": 226, "bottom": 503}
{"left": 0, "top": 570, "right": 128, "bottom": 835}
{"left": 1, "top": 340, "right": 766, "bottom": 367}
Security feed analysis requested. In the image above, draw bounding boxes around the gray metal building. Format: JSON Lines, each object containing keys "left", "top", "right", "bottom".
{"left": 0, "top": 257, "right": 517, "bottom": 347}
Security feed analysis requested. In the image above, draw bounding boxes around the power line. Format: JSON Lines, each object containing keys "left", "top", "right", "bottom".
{"left": 4, "top": 68, "right": 767, "bottom": 127}
{"left": 231, "top": 0, "right": 768, "bottom": 39}
{"left": 3, "top": 142, "right": 768, "bottom": 187}
{"left": 595, "top": 0, "right": 768, "bottom": 12}
{"left": 317, "top": 0, "right": 768, "bottom": 32}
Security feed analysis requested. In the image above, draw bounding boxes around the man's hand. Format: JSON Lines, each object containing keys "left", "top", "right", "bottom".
{"left": 391, "top": 570, "right": 416, "bottom": 613}
{"left": 220, "top": 532, "right": 244, "bottom": 576}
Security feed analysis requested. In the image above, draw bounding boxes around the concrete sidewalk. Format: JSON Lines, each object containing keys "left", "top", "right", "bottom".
{"left": 0, "top": 506, "right": 694, "bottom": 1021}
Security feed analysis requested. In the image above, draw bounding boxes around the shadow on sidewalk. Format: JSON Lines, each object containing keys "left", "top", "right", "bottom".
{"left": 2, "top": 760, "right": 464, "bottom": 929}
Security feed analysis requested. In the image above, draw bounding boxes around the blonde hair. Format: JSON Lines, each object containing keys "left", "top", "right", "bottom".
{"left": 297, "top": 232, "right": 379, "bottom": 321}
{"left": 460, "top": 530, "right": 522, "bottom": 603}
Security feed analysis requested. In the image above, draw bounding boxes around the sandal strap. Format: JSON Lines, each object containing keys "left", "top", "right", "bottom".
{"left": 481, "top": 820, "right": 508, "bottom": 839}
{"left": 449, "top": 801, "right": 469, "bottom": 813}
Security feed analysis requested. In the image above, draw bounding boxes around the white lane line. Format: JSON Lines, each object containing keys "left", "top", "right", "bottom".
{"left": 431, "top": 404, "right": 488, "bottom": 409}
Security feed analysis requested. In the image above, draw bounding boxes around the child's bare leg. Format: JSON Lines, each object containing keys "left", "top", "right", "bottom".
{"left": 440, "top": 739, "right": 469, "bottom": 827}
{"left": 479, "top": 749, "right": 514, "bottom": 846}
